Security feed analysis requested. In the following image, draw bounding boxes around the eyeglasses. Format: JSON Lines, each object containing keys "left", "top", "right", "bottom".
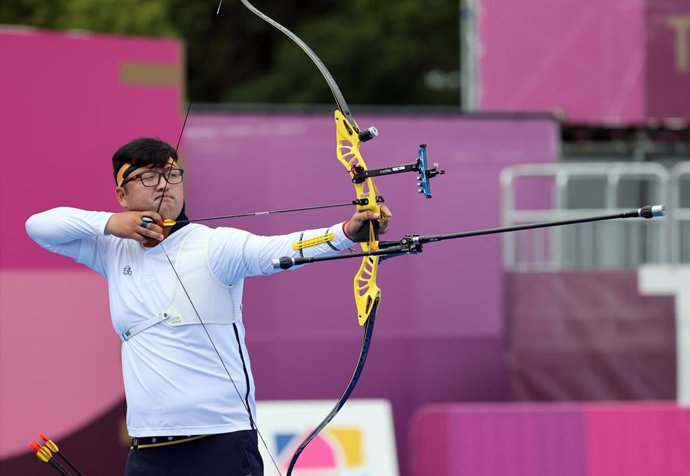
{"left": 121, "top": 168, "right": 184, "bottom": 187}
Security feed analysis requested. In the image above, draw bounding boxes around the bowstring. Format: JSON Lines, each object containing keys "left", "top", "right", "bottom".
{"left": 154, "top": 0, "right": 283, "bottom": 473}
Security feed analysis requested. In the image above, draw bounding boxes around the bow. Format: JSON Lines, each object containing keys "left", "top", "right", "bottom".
{"left": 238, "top": 1, "right": 383, "bottom": 472}
{"left": 236, "top": 3, "right": 442, "bottom": 471}
{"left": 157, "top": 2, "right": 443, "bottom": 474}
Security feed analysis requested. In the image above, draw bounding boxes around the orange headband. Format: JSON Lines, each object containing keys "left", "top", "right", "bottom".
{"left": 116, "top": 157, "right": 178, "bottom": 187}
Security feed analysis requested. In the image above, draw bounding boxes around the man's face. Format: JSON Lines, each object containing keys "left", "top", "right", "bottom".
{"left": 115, "top": 163, "right": 184, "bottom": 220}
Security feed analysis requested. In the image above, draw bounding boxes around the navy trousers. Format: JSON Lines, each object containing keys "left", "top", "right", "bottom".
{"left": 125, "top": 430, "right": 264, "bottom": 476}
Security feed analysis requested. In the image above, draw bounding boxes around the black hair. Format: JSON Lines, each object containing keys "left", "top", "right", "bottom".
{"left": 112, "top": 138, "right": 178, "bottom": 185}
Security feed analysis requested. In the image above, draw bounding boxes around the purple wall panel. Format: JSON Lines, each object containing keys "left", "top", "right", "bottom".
{"left": 183, "top": 112, "right": 558, "bottom": 473}
{"left": 183, "top": 112, "right": 558, "bottom": 337}
{"left": 410, "top": 403, "right": 587, "bottom": 476}
{"left": 505, "top": 271, "right": 676, "bottom": 401}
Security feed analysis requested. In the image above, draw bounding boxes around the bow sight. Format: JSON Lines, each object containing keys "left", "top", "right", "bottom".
{"left": 350, "top": 144, "right": 445, "bottom": 198}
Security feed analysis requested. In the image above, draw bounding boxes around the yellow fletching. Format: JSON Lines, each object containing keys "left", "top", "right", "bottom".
{"left": 36, "top": 446, "right": 53, "bottom": 462}
{"left": 44, "top": 440, "right": 58, "bottom": 452}
{"left": 162, "top": 219, "right": 176, "bottom": 227}
{"left": 292, "top": 233, "right": 335, "bottom": 250}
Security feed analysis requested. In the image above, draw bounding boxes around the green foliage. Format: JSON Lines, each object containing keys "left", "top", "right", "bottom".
{"left": 1, "top": 0, "right": 461, "bottom": 106}
{"left": 0, "top": 0, "right": 177, "bottom": 36}
{"left": 221, "top": 0, "right": 460, "bottom": 106}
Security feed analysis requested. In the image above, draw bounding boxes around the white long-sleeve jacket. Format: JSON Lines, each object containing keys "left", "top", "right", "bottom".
{"left": 26, "top": 207, "right": 354, "bottom": 437}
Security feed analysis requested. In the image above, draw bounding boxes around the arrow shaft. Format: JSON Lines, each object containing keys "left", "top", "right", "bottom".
{"left": 172, "top": 201, "right": 357, "bottom": 225}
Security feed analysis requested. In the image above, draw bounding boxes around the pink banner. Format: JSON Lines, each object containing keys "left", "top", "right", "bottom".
{"left": 647, "top": 1, "right": 690, "bottom": 120}
{"left": 479, "top": 0, "right": 690, "bottom": 123}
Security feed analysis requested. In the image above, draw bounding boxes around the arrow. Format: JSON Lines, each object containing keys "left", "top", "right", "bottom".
{"left": 159, "top": 200, "right": 363, "bottom": 227}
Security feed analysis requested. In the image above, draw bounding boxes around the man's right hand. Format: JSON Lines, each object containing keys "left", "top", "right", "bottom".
{"left": 105, "top": 211, "right": 165, "bottom": 244}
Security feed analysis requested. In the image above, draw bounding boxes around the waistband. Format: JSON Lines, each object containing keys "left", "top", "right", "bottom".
{"left": 130, "top": 435, "right": 208, "bottom": 450}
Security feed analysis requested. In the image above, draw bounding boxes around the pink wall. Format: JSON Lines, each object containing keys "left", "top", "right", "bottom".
{"left": 479, "top": 0, "right": 690, "bottom": 123}
{"left": 0, "top": 27, "right": 183, "bottom": 269}
{"left": 410, "top": 402, "right": 690, "bottom": 476}
{"left": 0, "top": 27, "right": 182, "bottom": 458}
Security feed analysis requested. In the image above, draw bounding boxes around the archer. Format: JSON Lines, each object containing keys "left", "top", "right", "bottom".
{"left": 25, "top": 137, "right": 392, "bottom": 476}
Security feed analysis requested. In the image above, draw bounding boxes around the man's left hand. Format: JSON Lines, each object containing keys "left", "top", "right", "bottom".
{"left": 344, "top": 205, "right": 392, "bottom": 241}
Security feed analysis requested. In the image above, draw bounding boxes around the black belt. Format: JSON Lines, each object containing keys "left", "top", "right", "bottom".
{"left": 131, "top": 435, "right": 208, "bottom": 449}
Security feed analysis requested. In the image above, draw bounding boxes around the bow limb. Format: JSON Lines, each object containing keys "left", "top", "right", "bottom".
{"left": 285, "top": 310, "right": 377, "bottom": 475}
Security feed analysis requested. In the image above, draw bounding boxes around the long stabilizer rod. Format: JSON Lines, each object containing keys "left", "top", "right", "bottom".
{"left": 272, "top": 205, "right": 666, "bottom": 269}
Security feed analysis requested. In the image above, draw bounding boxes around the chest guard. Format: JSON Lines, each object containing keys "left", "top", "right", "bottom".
{"left": 121, "top": 228, "right": 243, "bottom": 341}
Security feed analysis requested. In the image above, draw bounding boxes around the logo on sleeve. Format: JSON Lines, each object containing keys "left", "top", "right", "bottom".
{"left": 123, "top": 265, "right": 133, "bottom": 276}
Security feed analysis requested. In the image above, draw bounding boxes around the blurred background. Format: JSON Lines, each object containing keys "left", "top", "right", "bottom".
{"left": 1, "top": 0, "right": 689, "bottom": 475}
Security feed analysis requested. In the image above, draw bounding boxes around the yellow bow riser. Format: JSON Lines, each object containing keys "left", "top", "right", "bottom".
{"left": 334, "top": 110, "right": 382, "bottom": 326}
{"left": 354, "top": 252, "right": 381, "bottom": 326}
